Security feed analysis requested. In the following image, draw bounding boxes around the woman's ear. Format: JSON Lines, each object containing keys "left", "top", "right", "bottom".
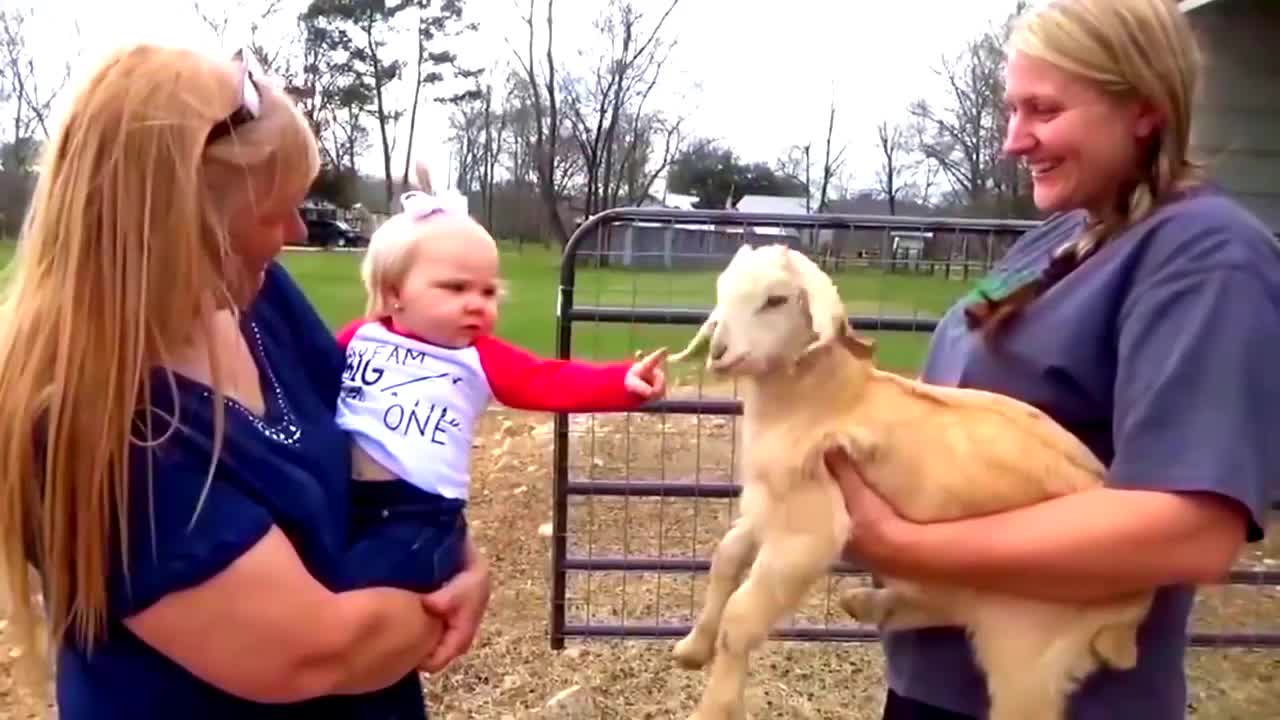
{"left": 1133, "top": 101, "right": 1164, "bottom": 141}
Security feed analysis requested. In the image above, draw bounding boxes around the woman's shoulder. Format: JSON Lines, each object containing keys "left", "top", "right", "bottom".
{"left": 1001, "top": 209, "right": 1089, "bottom": 267}
{"left": 1131, "top": 184, "right": 1280, "bottom": 275}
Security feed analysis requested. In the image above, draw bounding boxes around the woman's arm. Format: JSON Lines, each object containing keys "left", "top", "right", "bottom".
{"left": 831, "top": 447, "right": 1247, "bottom": 603}
{"left": 836, "top": 261, "right": 1277, "bottom": 606}
{"left": 125, "top": 525, "right": 442, "bottom": 703}
{"left": 906, "top": 488, "right": 1246, "bottom": 602}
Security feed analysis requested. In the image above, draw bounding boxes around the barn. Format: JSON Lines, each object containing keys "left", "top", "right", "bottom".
{"left": 1182, "top": 0, "right": 1280, "bottom": 231}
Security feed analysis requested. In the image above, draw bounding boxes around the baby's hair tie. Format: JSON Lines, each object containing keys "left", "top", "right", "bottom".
{"left": 398, "top": 189, "right": 469, "bottom": 222}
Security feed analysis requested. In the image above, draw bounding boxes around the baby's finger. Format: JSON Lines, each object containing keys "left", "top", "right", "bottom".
{"left": 636, "top": 347, "right": 667, "bottom": 371}
{"left": 625, "top": 375, "right": 653, "bottom": 396}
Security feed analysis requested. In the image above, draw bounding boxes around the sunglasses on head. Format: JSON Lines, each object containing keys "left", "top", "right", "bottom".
{"left": 204, "top": 47, "right": 264, "bottom": 146}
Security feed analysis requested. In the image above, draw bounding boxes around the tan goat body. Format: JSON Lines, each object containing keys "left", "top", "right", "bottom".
{"left": 666, "top": 243, "right": 1154, "bottom": 720}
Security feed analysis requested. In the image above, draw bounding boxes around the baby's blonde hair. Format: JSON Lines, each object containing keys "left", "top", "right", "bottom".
{"left": 360, "top": 172, "right": 498, "bottom": 317}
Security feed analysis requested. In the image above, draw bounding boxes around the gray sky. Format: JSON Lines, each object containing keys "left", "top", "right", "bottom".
{"left": 22, "top": 0, "right": 1022, "bottom": 196}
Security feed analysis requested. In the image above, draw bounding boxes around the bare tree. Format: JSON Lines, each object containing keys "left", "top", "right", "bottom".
{"left": 906, "top": 0, "right": 1031, "bottom": 215}
{"left": 499, "top": 69, "right": 537, "bottom": 187}
{"left": 774, "top": 143, "right": 812, "bottom": 207}
{"left": 478, "top": 76, "right": 512, "bottom": 228}
{"left": 560, "top": 0, "right": 681, "bottom": 216}
{"left": 915, "top": 158, "right": 941, "bottom": 207}
{"left": 772, "top": 96, "right": 843, "bottom": 214}
{"left": 449, "top": 96, "right": 485, "bottom": 193}
{"left": 618, "top": 111, "right": 684, "bottom": 205}
{"left": 907, "top": 37, "right": 1004, "bottom": 209}
{"left": 815, "top": 98, "right": 845, "bottom": 212}
{"left": 0, "top": 8, "right": 70, "bottom": 169}
{"left": 192, "top": 0, "right": 294, "bottom": 76}
{"left": 874, "top": 119, "right": 911, "bottom": 215}
{"left": 510, "top": 0, "right": 569, "bottom": 245}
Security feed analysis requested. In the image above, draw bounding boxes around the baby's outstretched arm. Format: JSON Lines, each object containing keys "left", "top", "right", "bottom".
{"left": 475, "top": 335, "right": 666, "bottom": 412}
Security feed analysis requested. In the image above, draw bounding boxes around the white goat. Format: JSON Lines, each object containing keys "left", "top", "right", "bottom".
{"left": 666, "top": 243, "right": 1153, "bottom": 720}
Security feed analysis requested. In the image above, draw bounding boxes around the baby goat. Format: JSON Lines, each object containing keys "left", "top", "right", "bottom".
{"left": 667, "top": 243, "right": 1153, "bottom": 720}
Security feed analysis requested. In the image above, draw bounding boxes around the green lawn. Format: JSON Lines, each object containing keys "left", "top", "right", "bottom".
{"left": 0, "top": 241, "right": 977, "bottom": 374}
{"left": 282, "top": 243, "right": 970, "bottom": 374}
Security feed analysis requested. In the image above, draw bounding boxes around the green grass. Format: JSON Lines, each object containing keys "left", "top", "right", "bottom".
{"left": 281, "top": 243, "right": 973, "bottom": 374}
{"left": 0, "top": 240, "right": 977, "bottom": 374}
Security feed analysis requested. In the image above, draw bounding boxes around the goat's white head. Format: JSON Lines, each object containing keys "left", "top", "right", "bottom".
{"left": 670, "top": 244, "right": 873, "bottom": 375}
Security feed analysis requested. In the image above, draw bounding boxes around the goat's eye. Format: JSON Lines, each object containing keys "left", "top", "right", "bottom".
{"left": 761, "top": 294, "right": 789, "bottom": 310}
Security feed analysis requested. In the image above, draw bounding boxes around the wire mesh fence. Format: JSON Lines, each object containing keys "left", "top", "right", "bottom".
{"left": 547, "top": 207, "right": 1280, "bottom": 659}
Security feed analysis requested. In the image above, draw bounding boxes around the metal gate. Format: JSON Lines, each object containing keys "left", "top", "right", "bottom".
{"left": 547, "top": 207, "right": 1280, "bottom": 653}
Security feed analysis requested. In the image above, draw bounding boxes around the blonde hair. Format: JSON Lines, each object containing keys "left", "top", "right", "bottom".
{"left": 0, "top": 43, "right": 319, "bottom": 682}
{"left": 360, "top": 209, "right": 499, "bottom": 318}
{"left": 966, "top": 0, "right": 1205, "bottom": 334}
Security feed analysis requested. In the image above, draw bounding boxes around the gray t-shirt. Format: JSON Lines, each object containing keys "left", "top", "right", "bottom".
{"left": 885, "top": 186, "right": 1278, "bottom": 719}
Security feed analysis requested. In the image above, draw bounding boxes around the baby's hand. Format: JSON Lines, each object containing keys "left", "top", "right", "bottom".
{"left": 625, "top": 347, "right": 667, "bottom": 400}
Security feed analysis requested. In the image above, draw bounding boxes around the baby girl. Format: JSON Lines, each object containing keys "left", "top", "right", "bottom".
{"left": 334, "top": 170, "right": 666, "bottom": 594}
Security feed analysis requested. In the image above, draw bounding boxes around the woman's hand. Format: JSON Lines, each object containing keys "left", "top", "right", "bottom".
{"left": 419, "top": 537, "right": 491, "bottom": 673}
{"left": 823, "top": 447, "right": 914, "bottom": 571}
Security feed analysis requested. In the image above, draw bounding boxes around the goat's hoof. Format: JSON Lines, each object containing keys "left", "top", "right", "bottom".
{"left": 672, "top": 632, "right": 714, "bottom": 670}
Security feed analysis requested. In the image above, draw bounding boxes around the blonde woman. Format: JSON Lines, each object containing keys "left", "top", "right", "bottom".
{"left": 0, "top": 45, "right": 489, "bottom": 718}
{"left": 827, "top": 1, "right": 1279, "bottom": 718}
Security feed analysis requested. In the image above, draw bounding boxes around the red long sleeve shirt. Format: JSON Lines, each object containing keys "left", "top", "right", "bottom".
{"left": 335, "top": 317, "right": 646, "bottom": 413}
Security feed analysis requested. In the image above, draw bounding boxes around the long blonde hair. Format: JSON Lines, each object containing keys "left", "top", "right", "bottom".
{"left": 966, "top": 0, "right": 1205, "bottom": 334}
{"left": 0, "top": 44, "right": 319, "bottom": 682}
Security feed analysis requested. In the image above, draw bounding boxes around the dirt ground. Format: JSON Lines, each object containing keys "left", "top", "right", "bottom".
{"left": 1, "top": 380, "right": 1277, "bottom": 718}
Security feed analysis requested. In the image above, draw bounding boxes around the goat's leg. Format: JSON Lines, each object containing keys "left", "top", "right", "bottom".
{"left": 985, "top": 672, "right": 1070, "bottom": 720}
{"left": 839, "top": 587, "right": 955, "bottom": 632}
{"left": 972, "top": 620, "right": 1081, "bottom": 720}
{"left": 673, "top": 517, "right": 759, "bottom": 670}
{"left": 689, "top": 529, "right": 842, "bottom": 720}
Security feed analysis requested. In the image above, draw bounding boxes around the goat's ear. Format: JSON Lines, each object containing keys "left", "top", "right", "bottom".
{"left": 784, "top": 249, "right": 846, "bottom": 353}
{"left": 729, "top": 243, "right": 753, "bottom": 267}
{"left": 669, "top": 308, "right": 719, "bottom": 363}
{"left": 842, "top": 329, "right": 876, "bottom": 360}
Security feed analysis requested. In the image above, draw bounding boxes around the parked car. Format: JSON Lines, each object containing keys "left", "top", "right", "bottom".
{"left": 304, "top": 217, "right": 369, "bottom": 248}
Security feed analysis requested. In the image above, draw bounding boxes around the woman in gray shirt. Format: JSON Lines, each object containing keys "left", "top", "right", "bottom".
{"left": 827, "top": 1, "right": 1279, "bottom": 718}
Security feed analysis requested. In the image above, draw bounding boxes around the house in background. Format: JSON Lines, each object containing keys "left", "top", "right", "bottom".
{"left": 734, "top": 194, "right": 809, "bottom": 215}
{"left": 659, "top": 191, "right": 698, "bottom": 211}
{"left": 733, "top": 194, "right": 809, "bottom": 239}
{"left": 1181, "top": 0, "right": 1280, "bottom": 231}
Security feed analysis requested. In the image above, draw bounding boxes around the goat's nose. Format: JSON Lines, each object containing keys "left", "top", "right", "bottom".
{"left": 709, "top": 342, "right": 727, "bottom": 361}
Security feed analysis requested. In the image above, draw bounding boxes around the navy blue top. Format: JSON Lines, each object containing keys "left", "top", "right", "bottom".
{"left": 885, "top": 186, "right": 1280, "bottom": 719}
{"left": 54, "top": 263, "right": 426, "bottom": 719}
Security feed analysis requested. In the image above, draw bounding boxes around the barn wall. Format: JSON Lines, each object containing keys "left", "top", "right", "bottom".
{"left": 1187, "top": 0, "right": 1280, "bottom": 231}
